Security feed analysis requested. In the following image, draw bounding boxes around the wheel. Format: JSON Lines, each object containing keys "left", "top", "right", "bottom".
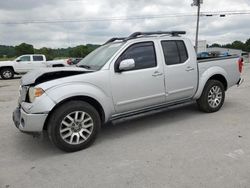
{"left": 48, "top": 101, "right": 101, "bottom": 152}
{"left": 197, "top": 80, "right": 225, "bottom": 113}
{"left": 0, "top": 68, "right": 14, "bottom": 79}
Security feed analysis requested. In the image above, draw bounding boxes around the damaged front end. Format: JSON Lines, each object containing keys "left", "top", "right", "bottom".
{"left": 13, "top": 67, "right": 92, "bottom": 134}
{"left": 21, "top": 67, "right": 93, "bottom": 86}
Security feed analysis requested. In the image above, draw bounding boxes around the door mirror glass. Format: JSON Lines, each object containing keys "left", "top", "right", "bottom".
{"left": 119, "top": 59, "right": 135, "bottom": 71}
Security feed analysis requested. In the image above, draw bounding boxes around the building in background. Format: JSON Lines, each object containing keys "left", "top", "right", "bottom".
{"left": 197, "top": 40, "right": 207, "bottom": 53}
{"left": 207, "top": 47, "right": 243, "bottom": 56}
{"left": 197, "top": 40, "right": 249, "bottom": 63}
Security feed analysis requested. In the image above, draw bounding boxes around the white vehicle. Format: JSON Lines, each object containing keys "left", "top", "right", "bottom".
{"left": 0, "top": 54, "right": 70, "bottom": 79}
{"left": 13, "top": 31, "right": 244, "bottom": 152}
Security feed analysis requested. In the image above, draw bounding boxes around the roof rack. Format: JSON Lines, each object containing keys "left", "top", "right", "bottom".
{"left": 103, "top": 37, "right": 126, "bottom": 45}
{"left": 125, "top": 31, "right": 186, "bottom": 41}
{"left": 103, "top": 31, "right": 186, "bottom": 45}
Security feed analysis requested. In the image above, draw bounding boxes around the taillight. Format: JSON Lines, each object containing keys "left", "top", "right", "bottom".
{"left": 238, "top": 57, "right": 244, "bottom": 73}
{"left": 67, "top": 59, "right": 71, "bottom": 65}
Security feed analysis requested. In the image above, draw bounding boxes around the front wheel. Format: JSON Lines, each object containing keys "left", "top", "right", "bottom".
{"left": 0, "top": 68, "right": 14, "bottom": 79}
{"left": 197, "top": 80, "right": 225, "bottom": 113}
{"left": 48, "top": 101, "right": 101, "bottom": 152}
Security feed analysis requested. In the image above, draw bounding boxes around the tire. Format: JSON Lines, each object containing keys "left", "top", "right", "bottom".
{"left": 197, "top": 80, "right": 225, "bottom": 113}
{"left": 0, "top": 68, "right": 14, "bottom": 79}
{"left": 48, "top": 100, "right": 101, "bottom": 152}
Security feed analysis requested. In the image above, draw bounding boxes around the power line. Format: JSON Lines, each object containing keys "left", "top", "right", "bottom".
{"left": 0, "top": 11, "right": 250, "bottom": 25}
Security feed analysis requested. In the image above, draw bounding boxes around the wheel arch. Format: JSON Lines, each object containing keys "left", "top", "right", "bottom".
{"left": 208, "top": 74, "right": 227, "bottom": 90}
{"left": 43, "top": 95, "right": 105, "bottom": 130}
{"left": 194, "top": 66, "right": 228, "bottom": 99}
{"left": 0, "top": 66, "right": 15, "bottom": 72}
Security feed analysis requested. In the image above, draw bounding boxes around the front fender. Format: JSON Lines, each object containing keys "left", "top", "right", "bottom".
{"left": 45, "top": 82, "right": 115, "bottom": 121}
{"left": 194, "top": 66, "right": 228, "bottom": 99}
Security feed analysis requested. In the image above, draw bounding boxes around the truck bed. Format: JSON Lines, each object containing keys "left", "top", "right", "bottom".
{"left": 198, "top": 55, "right": 240, "bottom": 89}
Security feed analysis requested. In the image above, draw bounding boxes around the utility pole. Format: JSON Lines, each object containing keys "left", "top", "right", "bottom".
{"left": 192, "top": 0, "right": 203, "bottom": 53}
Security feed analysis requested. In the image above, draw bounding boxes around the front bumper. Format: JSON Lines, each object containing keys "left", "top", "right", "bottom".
{"left": 13, "top": 107, "right": 48, "bottom": 133}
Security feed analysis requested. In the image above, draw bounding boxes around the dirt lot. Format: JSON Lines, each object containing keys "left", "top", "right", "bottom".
{"left": 0, "top": 65, "right": 250, "bottom": 188}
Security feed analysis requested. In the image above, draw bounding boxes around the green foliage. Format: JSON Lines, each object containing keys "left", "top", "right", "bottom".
{"left": 15, "top": 43, "right": 34, "bottom": 56}
{"left": 35, "top": 47, "right": 54, "bottom": 60}
{"left": 209, "top": 39, "right": 250, "bottom": 52}
{"left": 0, "top": 43, "right": 100, "bottom": 60}
{"left": 0, "top": 45, "right": 16, "bottom": 58}
{"left": 244, "top": 39, "right": 250, "bottom": 52}
{"left": 210, "top": 43, "right": 221, "bottom": 47}
{"left": 69, "top": 45, "right": 91, "bottom": 58}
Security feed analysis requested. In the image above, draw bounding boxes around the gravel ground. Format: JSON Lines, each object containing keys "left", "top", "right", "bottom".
{"left": 0, "top": 65, "right": 249, "bottom": 188}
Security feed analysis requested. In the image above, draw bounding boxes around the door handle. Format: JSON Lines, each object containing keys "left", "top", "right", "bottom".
{"left": 185, "top": 66, "right": 195, "bottom": 72}
{"left": 152, "top": 71, "right": 163, "bottom": 77}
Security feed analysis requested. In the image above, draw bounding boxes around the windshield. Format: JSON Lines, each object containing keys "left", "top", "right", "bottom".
{"left": 77, "top": 42, "right": 124, "bottom": 70}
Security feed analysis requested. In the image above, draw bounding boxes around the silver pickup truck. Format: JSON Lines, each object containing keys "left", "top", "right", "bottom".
{"left": 13, "top": 31, "right": 244, "bottom": 152}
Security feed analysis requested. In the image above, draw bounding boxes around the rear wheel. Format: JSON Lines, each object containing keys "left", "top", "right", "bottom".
{"left": 0, "top": 68, "right": 14, "bottom": 79}
{"left": 48, "top": 101, "right": 101, "bottom": 152}
{"left": 197, "top": 80, "right": 225, "bottom": 113}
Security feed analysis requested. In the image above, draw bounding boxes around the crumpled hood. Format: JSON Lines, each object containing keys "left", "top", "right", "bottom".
{"left": 21, "top": 67, "right": 92, "bottom": 86}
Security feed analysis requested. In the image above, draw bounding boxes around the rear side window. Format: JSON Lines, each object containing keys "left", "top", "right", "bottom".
{"left": 33, "top": 55, "right": 44, "bottom": 61}
{"left": 118, "top": 42, "right": 157, "bottom": 71}
{"left": 161, "top": 40, "right": 188, "bottom": 65}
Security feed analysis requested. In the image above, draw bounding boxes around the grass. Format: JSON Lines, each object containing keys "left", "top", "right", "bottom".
{"left": 0, "top": 57, "right": 15, "bottom": 61}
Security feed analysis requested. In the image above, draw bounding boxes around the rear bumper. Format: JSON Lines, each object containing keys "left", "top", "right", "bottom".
{"left": 13, "top": 107, "right": 48, "bottom": 133}
{"left": 237, "top": 78, "right": 244, "bottom": 87}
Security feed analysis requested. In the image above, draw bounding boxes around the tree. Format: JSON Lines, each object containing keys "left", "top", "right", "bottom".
{"left": 15, "top": 43, "right": 34, "bottom": 56}
{"left": 245, "top": 38, "right": 250, "bottom": 52}
{"left": 0, "top": 45, "right": 16, "bottom": 57}
{"left": 231, "top": 41, "right": 245, "bottom": 50}
{"left": 210, "top": 43, "right": 221, "bottom": 47}
{"left": 35, "top": 47, "right": 54, "bottom": 60}
{"left": 69, "top": 45, "right": 91, "bottom": 58}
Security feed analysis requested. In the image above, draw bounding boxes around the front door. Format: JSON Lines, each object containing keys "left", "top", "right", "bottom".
{"left": 161, "top": 40, "right": 198, "bottom": 102}
{"left": 111, "top": 41, "right": 166, "bottom": 113}
{"left": 15, "top": 55, "right": 32, "bottom": 73}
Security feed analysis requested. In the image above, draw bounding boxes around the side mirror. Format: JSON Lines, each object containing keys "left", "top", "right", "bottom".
{"left": 118, "top": 59, "right": 135, "bottom": 72}
{"left": 16, "top": 59, "right": 21, "bottom": 62}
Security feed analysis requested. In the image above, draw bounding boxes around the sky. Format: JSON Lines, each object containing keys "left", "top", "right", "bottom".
{"left": 0, "top": 0, "right": 249, "bottom": 48}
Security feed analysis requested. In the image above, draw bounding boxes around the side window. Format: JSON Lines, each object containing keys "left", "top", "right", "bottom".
{"left": 19, "top": 56, "right": 31, "bottom": 62}
{"left": 33, "top": 55, "right": 44, "bottom": 61}
{"left": 161, "top": 40, "right": 188, "bottom": 65}
{"left": 118, "top": 42, "right": 157, "bottom": 71}
{"left": 176, "top": 41, "right": 188, "bottom": 63}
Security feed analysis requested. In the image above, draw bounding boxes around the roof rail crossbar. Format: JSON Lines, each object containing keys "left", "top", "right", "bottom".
{"left": 125, "top": 31, "right": 186, "bottom": 41}
{"left": 103, "top": 37, "right": 126, "bottom": 45}
{"left": 103, "top": 31, "right": 186, "bottom": 45}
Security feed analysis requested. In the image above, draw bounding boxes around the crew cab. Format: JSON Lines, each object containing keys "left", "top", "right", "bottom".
{"left": 12, "top": 31, "right": 244, "bottom": 152}
{"left": 0, "top": 54, "right": 69, "bottom": 79}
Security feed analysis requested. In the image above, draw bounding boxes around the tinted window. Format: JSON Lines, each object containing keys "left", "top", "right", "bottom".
{"left": 177, "top": 41, "right": 188, "bottom": 63}
{"left": 33, "top": 55, "right": 44, "bottom": 61}
{"left": 19, "top": 56, "right": 31, "bottom": 62}
{"left": 161, "top": 41, "right": 188, "bottom": 65}
{"left": 118, "top": 42, "right": 157, "bottom": 71}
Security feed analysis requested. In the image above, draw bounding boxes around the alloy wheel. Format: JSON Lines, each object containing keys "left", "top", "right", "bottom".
{"left": 59, "top": 111, "right": 94, "bottom": 145}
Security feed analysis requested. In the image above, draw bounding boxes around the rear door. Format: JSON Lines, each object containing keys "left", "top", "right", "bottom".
{"left": 110, "top": 41, "right": 166, "bottom": 113}
{"left": 31, "top": 55, "right": 47, "bottom": 69}
{"left": 161, "top": 40, "right": 198, "bottom": 102}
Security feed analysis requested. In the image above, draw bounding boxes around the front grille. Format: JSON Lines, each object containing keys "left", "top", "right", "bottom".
{"left": 19, "top": 86, "right": 29, "bottom": 102}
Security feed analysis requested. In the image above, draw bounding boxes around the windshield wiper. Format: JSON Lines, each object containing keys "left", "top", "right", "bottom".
{"left": 77, "top": 65, "right": 92, "bottom": 69}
